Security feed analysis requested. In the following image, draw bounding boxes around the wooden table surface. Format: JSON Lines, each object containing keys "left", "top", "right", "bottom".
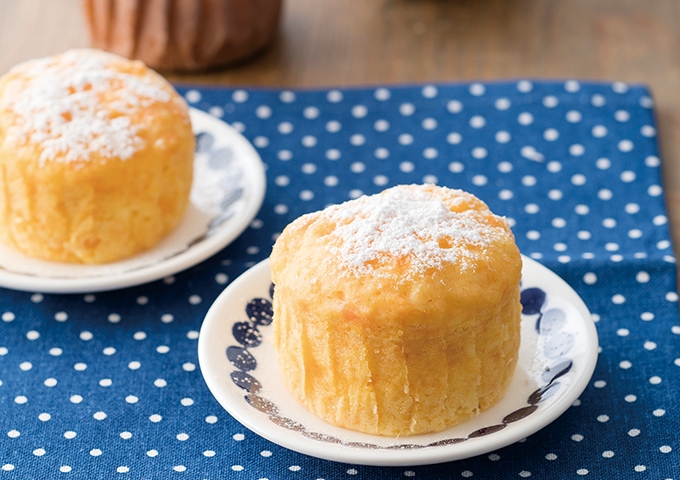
{"left": 2, "top": 0, "right": 680, "bottom": 262}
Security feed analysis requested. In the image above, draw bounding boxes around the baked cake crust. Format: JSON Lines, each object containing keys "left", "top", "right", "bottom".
{"left": 0, "top": 49, "right": 194, "bottom": 263}
{"left": 271, "top": 184, "right": 522, "bottom": 436}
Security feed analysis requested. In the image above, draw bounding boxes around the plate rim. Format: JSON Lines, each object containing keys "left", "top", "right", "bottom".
{"left": 0, "top": 108, "right": 266, "bottom": 294}
{"left": 198, "top": 255, "right": 599, "bottom": 466}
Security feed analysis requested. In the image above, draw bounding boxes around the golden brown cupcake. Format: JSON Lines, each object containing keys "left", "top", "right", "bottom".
{"left": 0, "top": 49, "right": 194, "bottom": 264}
{"left": 271, "top": 184, "right": 522, "bottom": 436}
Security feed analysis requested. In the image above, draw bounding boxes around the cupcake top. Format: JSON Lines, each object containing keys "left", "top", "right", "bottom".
{"left": 0, "top": 49, "right": 177, "bottom": 165}
{"left": 277, "top": 184, "right": 515, "bottom": 281}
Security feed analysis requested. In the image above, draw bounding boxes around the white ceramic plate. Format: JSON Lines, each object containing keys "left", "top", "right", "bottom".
{"left": 199, "top": 256, "right": 599, "bottom": 466}
{"left": 0, "top": 108, "right": 266, "bottom": 293}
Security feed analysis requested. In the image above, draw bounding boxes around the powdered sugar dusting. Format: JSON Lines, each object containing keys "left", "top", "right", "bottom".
{"left": 321, "top": 185, "right": 507, "bottom": 277}
{"left": 1, "top": 49, "right": 172, "bottom": 164}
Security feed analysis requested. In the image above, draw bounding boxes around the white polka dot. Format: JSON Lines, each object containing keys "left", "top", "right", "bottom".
{"left": 183, "top": 362, "right": 196, "bottom": 372}
{"left": 54, "top": 312, "right": 68, "bottom": 322}
{"left": 349, "top": 134, "right": 366, "bottom": 146}
{"left": 93, "top": 411, "right": 107, "bottom": 420}
{"left": 495, "top": 98, "right": 511, "bottom": 110}
{"left": 660, "top": 446, "right": 672, "bottom": 453}
{"left": 253, "top": 136, "right": 269, "bottom": 148}
{"left": 641, "top": 125, "right": 656, "bottom": 137}
{"left": 543, "top": 95, "right": 559, "bottom": 108}
{"left": 423, "top": 148, "right": 438, "bottom": 159}
{"left": 499, "top": 190, "right": 513, "bottom": 200}
{"left": 255, "top": 105, "right": 272, "bottom": 119}
{"left": 60, "top": 466, "right": 72, "bottom": 473}
{"left": 103, "top": 347, "right": 116, "bottom": 356}
{"left": 667, "top": 292, "right": 679, "bottom": 302}
{"left": 177, "top": 433, "right": 189, "bottom": 441}
{"left": 598, "top": 189, "right": 613, "bottom": 201}
{"left": 149, "top": 414, "right": 162, "bottom": 423}
{"left": 583, "top": 273, "right": 597, "bottom": 285}
{"left": 233, "top": 433, "right": 245, "bottom": 441}
{"left": 189, "top": 295, "right": 202, "bottom": 305}
{"left": 591, "top": 94, "right": 606, "bottom": 106}
{"left": 494, "top": 131, "right": 511, "bottom": 143}
{"left": 277, "top": 122, "right": 293, "bottom": 134}
{"left": 519, "top": 471, "right": 531, "bottom": 478}
{"left": 597, "top": 414, "right": 609, "bottom": 423}
{"left": 128, "top": 361, "right": 141, "bottom": 370}
{"left": 628, "top": 429, "right": 640, "bottom": 437}
{"left": 648, "top": 185, "right": 663, "bottom": 196}
{"left": 446, "top": 132, "right": 462, "bottom": 145}
{"left": 33, "top": 448, "right": 46, "bottom": 456}
{"left": 156, "top": 345, "right": 170, "bottom": 354}
{"left": 146, "top": 449, "right": 157, "bottom": 457}
{"left": 517, "top": 80, "right": 533, "bottom": 92}
{"left": 44, "top": 377, "right": 58, "bottom": 387}
{"left": 64, "top": 431, "right": 76, "bottom": 439}
{"left": 299, "top": 190, "right": 315, "bottom": 201}
{"left": 99, "top": 378, "right": 112, "bottom": 387}
{"left": 108, "top": 313, "right": 121, "bottom": 324}
{"left": 518, "top": 112, "right": 533, "bottom": 125}
{"left": 472, "top": 175, "right": 488, "bottom": 186}
{"left": 646, "top": 155, "right": 661, "bottom": 167}
{"left": 576, "top": 469, "right": 589, "bottom": 476}
{"left": 327, "top": 90, "right": 343, "bottom": 103}
{"left": 472, "top": 147, "right": 488, "bottom": 159}
{"left": 289, "top": 465, "right": 302, "bottom": 472}
{"left": 554, "top": 243, "right": 568, "bottom": 252}
{"left": 206, "top": 415, "right": 218, "bottom": 424}
{"left": 161, "top": 314, "right": 174, "bottom": 324}
{"left": 617, "top": 328, "right": 630, "bottom": 336}
{"left": 569, "top": 144, "right": 585, "bottom": 156}
{"left": 577, "top": 231, "right": 592, "bottom": 240}
{"left": 571, "top": 174, "right": 587, "bottom": 186}
{"left": 566, "top": 110, "right": 582, "bottom": 123}
{"left": 447, "top": 100, "right": 463, "bottom": 113}
{"left": 422, "top": 85, "right": 438, "bottom": 98}
{"left": 302, "top": 106, "right": 320, "bottom": 119}
{"left": 90, "top": 448, "right": 102, "bottom": 457}
{"left": 7, "top": 430, "right": 20, "bottom": 438}
{"left": 469, "top": 115, "right": 486, "bottom": 128}
{"left": 634, "top": 465, "right": 647, "bottom": 473}
{"left": 324, "top": 175, "right": 339, "bottom": 187}
{"left": 301, "top": 135, "right": 317, "bottom": 147}
{"left": 374, "top": 148, "right": 389, "bottom": 159}
{"left": 421, "top": 117, "right": 438, "bottom": 130}
{"left": 373, "top": 175, "right": 389, "bottom": 187}
{"left": 185, "top": 90, "right": 201, "bottom": 103}
{"left": 280, "top": 92, "right": 296, "bottom": 104}
{"left": 448, "top": 162, "right": 464, "bottom": 173}
{"left": 543, "top": 128, "right": 559, "bottom": 141}
{"left": 278, "top": 150, "right": 293, "bottom": 161}
{"left": 575, "top": 204, "right": 590, "bottom": 215}
{"left": 591, "top": 125, "right": 608, "bottom": 138}
{"left": 19, "top": 361, "right": 32, "bottom": 371}
{"left": 618, "top": 140, "right": 634, "bottom": 152}
{"left": 640, "top": 96, "right": 654, "bottom": 108}
{"left": 625, "top": 395, "right": 637, "bottom": 403}
{"left": 547, "top": 190, "right": 563, "bottom": 202}
{"left": 605, "top": 243, "right": 619, "bottom": 252}
{"left": 464, "top": 82, "right": 485, "bottom": 97}
{"left": 231, "top": 122, "right": 245, "bottom": 133}
{"left": 565, "top": 80, "right": 581, "bottom": 92}
{"left": 74, "top": 363, "right": 87, "bottom": 371}
{"left": 526, "top": 231, "right": 541, "bottom": 240}
{"left": 641, "top": 312, "right": 654, "bottom": 321}
{"left": 650, "top": 376, "right": 662, "bottom": 385}
{"left": 545, "top": 453, "right": 557, "bottom": 461}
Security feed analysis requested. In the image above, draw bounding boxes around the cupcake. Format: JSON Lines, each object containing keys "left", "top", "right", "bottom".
{"left": 270, "top": 184, "right": 522, "bottom": 436}
{"left": 0, "top": 49, "right": 195, "bottom": 263}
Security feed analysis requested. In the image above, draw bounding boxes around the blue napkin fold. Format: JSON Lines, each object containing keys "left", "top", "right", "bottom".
{"left": 1, "top": 80, "right": 677, "bottom": 479}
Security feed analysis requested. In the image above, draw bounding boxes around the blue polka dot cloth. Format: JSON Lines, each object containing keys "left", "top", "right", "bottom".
{"left": 1, "top": 80, "right": 678, "bottom": 479}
